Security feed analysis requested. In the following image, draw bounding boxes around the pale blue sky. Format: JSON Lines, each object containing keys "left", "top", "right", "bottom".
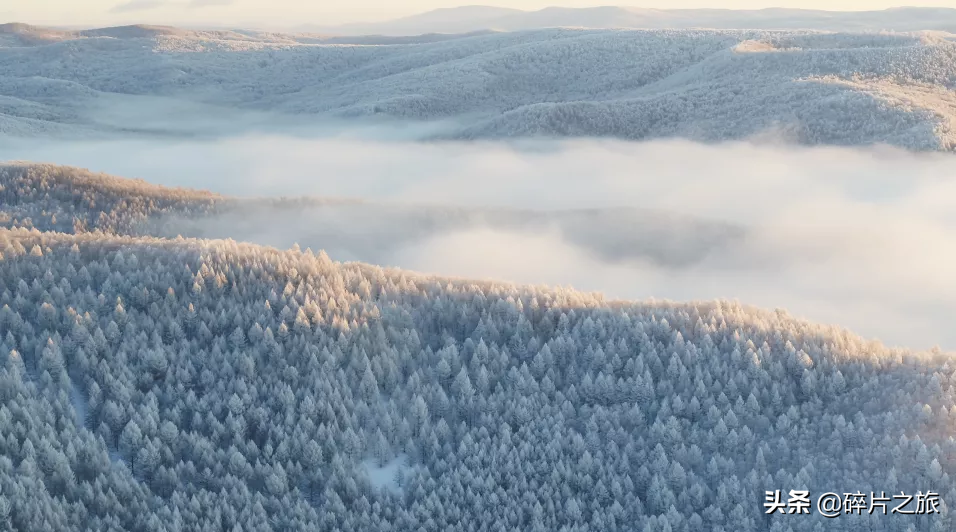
{"left": 6, "top": 0, "right": 956, "bottom": 28}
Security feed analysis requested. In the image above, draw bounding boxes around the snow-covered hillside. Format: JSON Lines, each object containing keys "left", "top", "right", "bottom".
{"left": 0, "top": 162, "right": 733, "bottom": 266}
{"left": 0, "top": 163, "right": 955, "bottom": 531}
{"left": 6, "top": 158, "right": 956, "bottom": 352}
{"left": 4, "top": 25, "right": 956, "bottom": 150}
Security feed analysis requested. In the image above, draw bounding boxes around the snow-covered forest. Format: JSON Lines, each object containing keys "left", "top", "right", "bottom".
{"left": 0, "top": 162, "right": 745, "bottom": 277}
{"left": 1, "top": 161, "right": 955, "bottom": 531}
{"left": 4, "top": 23, "right": 956, "bottom": 149}
{"left": 4, "top": 6, "right": 956, "bottom": 528}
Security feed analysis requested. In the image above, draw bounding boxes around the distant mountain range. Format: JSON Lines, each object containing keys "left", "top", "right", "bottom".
{"left": 3, "top": 24, "right": 956, "bottom": 151}
{"left": 305, "top": 6, "right": 956, "bottom": 36}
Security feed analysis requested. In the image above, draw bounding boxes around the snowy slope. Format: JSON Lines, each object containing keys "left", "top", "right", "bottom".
{"left": 3, "top": 26, "right": 956, "bottom": 149}
{"left": 2, "top": 163, "right": 956, "bottom": 530}
{"left": 7, "top": 159, "right": 956, "bottom": 351}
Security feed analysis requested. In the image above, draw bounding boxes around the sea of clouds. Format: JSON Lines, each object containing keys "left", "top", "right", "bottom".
{"left": 3, "top": 131, "right": 955, "bottom": 350}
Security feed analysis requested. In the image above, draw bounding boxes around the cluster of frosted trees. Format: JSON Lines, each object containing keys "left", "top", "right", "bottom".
{"left": 0, "top": 164, "right": 223, "bottom": 235}
{"left": 4, "top": 27, "right": 956, "bottom": 149}
{"left": 1, "top": 220, "right": 954, "bottom": 530}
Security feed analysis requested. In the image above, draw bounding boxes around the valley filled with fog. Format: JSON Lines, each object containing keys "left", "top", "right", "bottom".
{"left": 3, "top": 18, "right": 956, "bottom": 349}
{"left": 5, "top": 136, "right": 956, "bottom": 350}
{"left": 3, "top": 12, "right": 956, "bottom": 532}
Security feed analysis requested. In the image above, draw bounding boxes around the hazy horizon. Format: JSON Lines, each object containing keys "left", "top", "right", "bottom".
{"left": 7, "top": 1, "right": 956, "bottom": 30}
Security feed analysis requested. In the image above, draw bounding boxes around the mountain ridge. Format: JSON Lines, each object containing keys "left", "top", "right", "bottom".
{"left": 4, "top": 27, "right": 956, "bottom": 150}
{"left": 305, "top": 5, "right": 956, "bottom": 36}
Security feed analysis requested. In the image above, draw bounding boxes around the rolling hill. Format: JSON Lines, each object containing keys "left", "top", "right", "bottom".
{"left": 3, "top": 25, "right": 956, "bottom": 150}
{"left": 0, "top": 162, "right": 954, "bottom": 531}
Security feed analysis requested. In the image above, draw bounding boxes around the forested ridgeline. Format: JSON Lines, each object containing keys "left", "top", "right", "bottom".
{"left": 0, "top": 163, "right": 224, "bottom": 235}
{"left": 0, "top": 163, "right": 394, "bottom": 238}
{"left": 0, "top": 225, "right": 954, "bottom": 531}
{"left": 4, "top": 28, "right": 956, "bottom": 149}
{"left": 1, "top": 163, "right": 750, "bottom": 272}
